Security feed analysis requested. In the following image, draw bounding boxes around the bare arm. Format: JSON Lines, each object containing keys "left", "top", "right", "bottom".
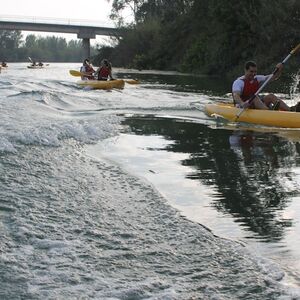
{"left": 232, "top": 92, "right": 244, "bottom": 106}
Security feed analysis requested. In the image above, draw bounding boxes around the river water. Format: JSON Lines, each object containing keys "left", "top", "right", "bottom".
{"left": 0, "top": 63, "right": 300, "bottom": 299}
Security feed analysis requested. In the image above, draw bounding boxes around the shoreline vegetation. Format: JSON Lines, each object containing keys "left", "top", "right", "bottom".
{"left": 1, "top": 1, "right": 299, "bottom": 77}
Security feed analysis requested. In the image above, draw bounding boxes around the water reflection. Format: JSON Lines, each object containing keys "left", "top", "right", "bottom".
{"left": 122, "top": 115, "right": 300, "bottom": 242}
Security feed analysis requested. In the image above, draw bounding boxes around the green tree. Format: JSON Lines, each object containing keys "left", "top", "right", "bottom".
{"left": 105, "top": 0, "right": 300, "bottom": 75}
{"left": 0, "top": 30, "right": 23, "bottom": 60}
{"left": 20, "top": 34, "right": 88, "bottom": 62}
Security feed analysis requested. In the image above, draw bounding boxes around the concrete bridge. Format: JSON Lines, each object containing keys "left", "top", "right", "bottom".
{"left": 0, "top": 16, "right": 123, "bottom": 58}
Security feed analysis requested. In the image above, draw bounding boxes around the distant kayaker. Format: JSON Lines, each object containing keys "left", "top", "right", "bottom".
{"left": 95, "top": 59, "right": 114, "bottom": 81}
{"left": 1, "top": 61, "right": 7, "bottom": 67}
{"left": 80, "top": 59, "right": 95, "bottom": 80}
{"left": 232, "top": 61, "right": 300, "bottom": 111}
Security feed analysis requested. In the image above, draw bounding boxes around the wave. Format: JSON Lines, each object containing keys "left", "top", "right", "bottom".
{"left": 0, "top": 115, "right": 122, "bottom": 153}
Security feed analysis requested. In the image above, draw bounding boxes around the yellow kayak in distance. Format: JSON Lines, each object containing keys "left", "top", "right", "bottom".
{"left": 69, "top": 70, "right": 140, "bottom": 88}
{"left": 77, "top": 79, "right": 125, "bottom": 90}
{"left": 205, "top": 103, "right": 300, "bottom": 128}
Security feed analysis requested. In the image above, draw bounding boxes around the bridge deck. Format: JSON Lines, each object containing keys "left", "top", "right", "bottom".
{"left": 0, "top": 18, "right": 122, "bottom": 38}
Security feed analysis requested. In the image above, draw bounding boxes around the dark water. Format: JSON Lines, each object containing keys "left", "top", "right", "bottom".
{"left": 96, "top": 69, "right": 300, "bottom": 289}
{"left": 123, "top": 68, "right": 298, "bottom": 96}
{"left": 99, "top": 115, "right": 300, "bottom": 284}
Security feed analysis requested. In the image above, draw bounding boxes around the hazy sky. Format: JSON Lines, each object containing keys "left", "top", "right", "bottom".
{"left": 1, "top": 0, "right": 113, "bottom": 23}
{"left": 0, "top": 0, "right": 126, "bottom": 44}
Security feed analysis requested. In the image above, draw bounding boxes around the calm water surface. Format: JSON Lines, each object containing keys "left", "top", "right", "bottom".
{"left": 1, "top": 63, "right": 300, "bottom": 299}
{"left": 95, "top": 116, "right": 300, "bottom": 281}
{"left": 89, "top": 69, "right": 300, "bottom": 287}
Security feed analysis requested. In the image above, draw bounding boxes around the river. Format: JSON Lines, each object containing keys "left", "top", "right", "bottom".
{"left": 0, "top": 63, "right": 299, "bottom": 299}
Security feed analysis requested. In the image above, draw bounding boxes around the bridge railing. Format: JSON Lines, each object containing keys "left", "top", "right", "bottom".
{"left": 0, "top": 14, "right": 115, "bottom": 28}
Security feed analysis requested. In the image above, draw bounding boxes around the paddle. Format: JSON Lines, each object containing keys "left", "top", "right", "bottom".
{"left": 69, "top": 69, "right": 91, "bottom": 77}
{"left": 235, "top": 43, "right": 300, "bottom": 121}
{"left": 69, "top": 70, "right": 140, "bottom": 84}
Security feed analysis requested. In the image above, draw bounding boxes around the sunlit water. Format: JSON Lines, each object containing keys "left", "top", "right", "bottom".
{"left": 0, "top": 63, "right": 300, "bottom": 299}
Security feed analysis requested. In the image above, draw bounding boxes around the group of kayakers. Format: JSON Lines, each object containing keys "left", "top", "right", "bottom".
{"left": 80, "top": 58, "right": 114, "bottom": 81}
{"left": 232, "top": 60, "right": 300, "bottom": 112}
{"left": 1, "top": 60, "right": 44, "bottom": 68}
{"left": 1, "top": 54, "right": 299, "bottom": 113}
{"left": 30, "top": 61, "right": 44, "bottom": 67}
{"left": 81, "top": 57, "right": 300, "bottom": 112}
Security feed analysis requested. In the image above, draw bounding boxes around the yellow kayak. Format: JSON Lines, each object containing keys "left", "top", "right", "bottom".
{"left": 77, "top": 79, "right": 125, "bottom": 90}
{"left": 205, "top": 103, "right": 300, "bottom": 128}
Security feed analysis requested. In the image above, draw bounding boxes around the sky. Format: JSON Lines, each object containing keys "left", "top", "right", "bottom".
{"left": 0, "top": 0, "right": 131, "bottom": 45}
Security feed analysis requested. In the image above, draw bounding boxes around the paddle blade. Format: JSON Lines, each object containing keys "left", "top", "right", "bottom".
{"left": 69, "top": 70, "right": 82, "bottom": 77}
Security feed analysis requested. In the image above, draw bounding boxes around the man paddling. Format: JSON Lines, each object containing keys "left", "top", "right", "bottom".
{"left": 232, "top": 61, "right": 300, "bottom": 111}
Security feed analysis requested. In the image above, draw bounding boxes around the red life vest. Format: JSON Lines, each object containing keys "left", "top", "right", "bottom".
{"left": 86, "top": 65, "right": 95, "bottom": 80}
{"left": 81, "top": 65, "right": 95, "bottom": 80}
{"left": 241, "top": 78, "right": 260, "bottom": 101}
{"left": 86, "top": 65, "right": 94, "bottom": 73}
{"left": 98, "top": 67, "right": 110, "bottom": 80}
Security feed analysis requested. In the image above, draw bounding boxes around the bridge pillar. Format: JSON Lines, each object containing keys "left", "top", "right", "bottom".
{"left": 82, "top": 38, "right": 90, "bottom": 59}
{"left": 78, "top": 29, "right": 96, "bottom": 60}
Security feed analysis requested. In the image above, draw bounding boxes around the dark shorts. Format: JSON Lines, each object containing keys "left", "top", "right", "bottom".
{"left": 234, "top": 95, "right": 265, "bottom": 108}
{"left": 259, "top": 95, "right": 265, "bottom": 102}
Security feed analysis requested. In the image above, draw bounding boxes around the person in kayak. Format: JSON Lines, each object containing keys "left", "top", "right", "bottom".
{"left": 80, "top": 59, "right": 95, "bottom": 80}
{"left": 95, "top": 59, "right": 114, "bottom": 81}
{"left": 232, "top": 61, "right": 300, "bottom": 111}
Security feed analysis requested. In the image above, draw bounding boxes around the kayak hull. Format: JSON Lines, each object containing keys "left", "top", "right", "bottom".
{"left": 27, "top": 66, "right": 44, "bottom": 69}
{"left": 124, "top": 79, "right": 140, "bottom": 84}
{"left": 77, "top": 79, "right": 125, "bottom": 90}
{"left": 205, "top": 103, "right": 300, "bottom": 128}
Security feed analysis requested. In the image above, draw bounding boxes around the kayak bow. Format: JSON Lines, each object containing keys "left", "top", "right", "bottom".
{"left": 205, "top": 103, "right": 300, "bottom": 128}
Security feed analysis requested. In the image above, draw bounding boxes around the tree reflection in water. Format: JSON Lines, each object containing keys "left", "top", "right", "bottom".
{"left": 122, "top": 115, "right": 300, "bottom": 242}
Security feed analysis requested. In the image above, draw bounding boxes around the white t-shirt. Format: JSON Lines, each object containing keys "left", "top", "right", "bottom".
{"left": 80, "top": 66, "right": 88, "bottom": 73}
{"left": 232, "top": 75, "right": 270, "bottom": 95}
{"left": 80, "top": 66, "right": 89, "bottom": 80}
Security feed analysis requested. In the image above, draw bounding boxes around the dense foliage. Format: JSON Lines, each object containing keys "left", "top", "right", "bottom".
{"left": 0, "top": 31, "right": 95, "bottom": 62}
{"left": 1, "top": 1, "right": 299, "bottom": 76}
{"left": 95, "top": 0, "right": 300, "bottom": 76}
